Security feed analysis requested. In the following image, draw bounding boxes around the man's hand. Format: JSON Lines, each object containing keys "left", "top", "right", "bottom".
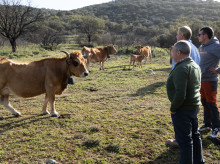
{"left": 209, "top": 67, "right": 218, "bottom": 74}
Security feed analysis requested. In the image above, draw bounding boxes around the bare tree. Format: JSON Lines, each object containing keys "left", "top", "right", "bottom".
{"left": 80, "top": 16, "right": 105, "bottom": 43}
{"left": 0, "top": 0, "right": 43, "bottom": 52}
{"left": 40, "top": 28, "right": 63, "bottom": 50}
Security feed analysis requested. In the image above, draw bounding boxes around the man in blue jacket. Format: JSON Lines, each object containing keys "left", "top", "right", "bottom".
{"left": 198, "top": 26, "right": 220, "bottom": 138}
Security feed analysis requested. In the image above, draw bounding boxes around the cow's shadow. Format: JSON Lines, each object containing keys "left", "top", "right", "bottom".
{"left": 129, "top": 81, "right": 166, "bottom": 97}
{"left": 0, "top": 114, "right": 51, "bottom": 134}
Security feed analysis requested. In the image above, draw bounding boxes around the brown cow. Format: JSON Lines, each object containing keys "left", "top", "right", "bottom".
{"left": 0, "top": 51, "right": 89, "bottom": 117}
{"left": 82, "top": 44, "right": 117, "bottom": 71}
{"left": 136, "top": 45, "right": 152, "bottom": 64}
{"left": 129, "top": 54, "right": 146, "bottom": 69}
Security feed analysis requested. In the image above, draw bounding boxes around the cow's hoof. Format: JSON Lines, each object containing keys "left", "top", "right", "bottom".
{"left": 51, "top": 114, "right": 60, "bottom": 117}
{"left": 42, "top": 111, "right": 50, "bottom": 115}
{"left": 13, "top": 113, "right": 21, "bottom": 117}
{"left": 0, "top": 116, "right": 4, "bottom": 120}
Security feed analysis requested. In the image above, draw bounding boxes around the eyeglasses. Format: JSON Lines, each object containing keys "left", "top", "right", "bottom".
{"left": 198, "top": 33, "right": 204, "bottom": 37}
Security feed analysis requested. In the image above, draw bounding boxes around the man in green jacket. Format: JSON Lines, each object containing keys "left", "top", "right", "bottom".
{"left": 166, "top": 40, "right": 205, "bottom": 164}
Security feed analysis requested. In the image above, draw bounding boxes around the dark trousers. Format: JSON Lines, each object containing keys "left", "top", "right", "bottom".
{"left": 171, "top": 108, "right": 205, "bottom": 164}
{"left": 200, "top": 81, "right": 220, "bottom": 129}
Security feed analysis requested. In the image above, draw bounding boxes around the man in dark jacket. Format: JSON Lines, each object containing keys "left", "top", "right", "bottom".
{"left": 167, "top": 40, "right": 205, "bottom": 164}
{"left": 198, "top": 26, "right": 220, "bottom": 138}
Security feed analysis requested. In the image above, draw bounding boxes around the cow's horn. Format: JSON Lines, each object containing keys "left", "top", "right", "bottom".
{"left": 61, "top": 51, "right": 70, "bottom": 58}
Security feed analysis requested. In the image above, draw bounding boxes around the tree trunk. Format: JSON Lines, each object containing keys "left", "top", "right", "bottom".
{"left": 88, "top": 35, "right": 91, "bottom": 43}
{"left": 10, "top": 39, "right": 17, "bottom": 52}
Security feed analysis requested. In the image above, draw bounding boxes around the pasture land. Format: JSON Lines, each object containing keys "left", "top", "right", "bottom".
{"left": 0, "top": 48, "right": 220, "bottom": 163}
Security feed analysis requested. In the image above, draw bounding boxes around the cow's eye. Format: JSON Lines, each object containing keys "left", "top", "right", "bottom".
{"left": 73, "top": 60, "right": 79, "bottom": 66}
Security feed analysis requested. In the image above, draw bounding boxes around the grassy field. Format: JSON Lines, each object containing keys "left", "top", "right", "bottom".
{"left": 0, "top": 47, "right": 220, "bottom": 163}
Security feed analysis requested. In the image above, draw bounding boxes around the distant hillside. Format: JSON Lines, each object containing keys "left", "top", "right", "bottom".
{"left": 70, "top": 0, "right": 220, "bottom": 28}
{"left": 2, "top": 0, "right": 220, "bottom": 49}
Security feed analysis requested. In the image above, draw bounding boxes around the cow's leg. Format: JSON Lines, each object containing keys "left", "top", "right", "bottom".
{"left": 102, "top": 62, "right": 105, "bottom": 70}
{"left": 133, "top": 61, "right": 135, "bottom": 68}
{"left": 100, "top": 62, "right": 104, "bottom": 70}
{"left": 87, "top": 64, "right": 91, "bottom": 72}
{"left": 144, "top": 58, "right": 147, "bottom": 64}
{"left": 1, "top": 95, "right": 21, "bottom": 116}
{"left": 129, "top": 60, "right": 132, "bottom": 69}
{"left": 48, "top": 94, "right": 59, "bottom": 117}
{"left": 149, "top": 52, "right": 152, "bottom": 64}
{"left": 87, "top": 61, "right": 91, "bottom": 72}
{"left": 42, "top": 94, "right": 50, "bottom": 115}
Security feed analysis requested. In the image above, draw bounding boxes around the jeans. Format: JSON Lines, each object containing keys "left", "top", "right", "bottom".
{"left": 171, "top": 108, "right": 205, "bottom": 164}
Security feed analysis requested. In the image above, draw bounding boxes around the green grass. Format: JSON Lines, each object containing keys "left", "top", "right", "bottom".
{"left": 0, "top": 46, "right": 220, "bottom": 163}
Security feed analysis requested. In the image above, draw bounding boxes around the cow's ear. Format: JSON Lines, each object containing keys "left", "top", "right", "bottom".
{"left": 73, "top": 60, "right": 79, "bottom": 66}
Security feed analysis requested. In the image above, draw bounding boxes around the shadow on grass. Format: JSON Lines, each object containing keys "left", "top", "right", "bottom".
{"left": 146, "top": 146, "right": 180, "bottom": 164}
{"left": 129, "top": 81, "right": 166, "bottom": 97}
{"left": 0, "top": 114, "right": 51, "bottom": 134}
{"left": 152, "top": 67, "right": 171, "bottom": 73}
{"left": 146, "top": 136, "right": 220, "bottom": 164}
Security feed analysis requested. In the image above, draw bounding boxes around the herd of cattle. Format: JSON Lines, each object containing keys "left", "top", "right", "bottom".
{"left": 0, "top": 44, "right": 152, "bottom": 118}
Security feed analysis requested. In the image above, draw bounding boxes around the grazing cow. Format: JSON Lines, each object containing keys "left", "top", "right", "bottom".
{"left": 129, "top": 54, "right": 146, "bottom": 69}
{"left": 82, "top": 44, "right": 117, "bottom": 71}
{"left": 0, "top": 51, "right": 89, "bottom": 117}
{"left": 136, "top": 45, "right": 152, "bottom": 64}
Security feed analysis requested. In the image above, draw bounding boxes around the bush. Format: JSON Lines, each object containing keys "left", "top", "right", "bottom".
{"left": 105, "top": 143, "right": 120, "bottom": 153}
{"left": 82, "top": 139, "right": 100, "bottom": 148}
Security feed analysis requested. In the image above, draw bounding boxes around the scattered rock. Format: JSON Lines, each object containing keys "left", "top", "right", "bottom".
{"left": 45, "top": 159, "right": 58, "bottom": 164}
{"left": 147, "top": 69, "right": 155, "bottom": 75}
{"left": 89, "top": 87, "right": 98, "bottom": 92}
{"left": 58, "top": 114, "right": 71, "bottom": 119}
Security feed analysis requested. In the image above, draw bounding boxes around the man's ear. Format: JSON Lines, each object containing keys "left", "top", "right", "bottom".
{"left": 177, "top": 50, "right": 181, "bottom": 56}
{"left": 181, "top": 33, "right": 185, "bottom": 39}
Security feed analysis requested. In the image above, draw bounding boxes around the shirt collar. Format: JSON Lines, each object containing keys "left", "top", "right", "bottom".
{"left": 177, "top": 56, "right": 190, "bottom": 64}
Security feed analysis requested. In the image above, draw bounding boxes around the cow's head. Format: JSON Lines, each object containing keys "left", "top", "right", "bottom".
{"left": 107, "top": 44, "right": 117, "bottom": 55}
{"left": 82, "top": 46, "right": 92, "bottom": 59}
{"left": 61, "top": 51, "right": 89, "bottom": 77}
{"left": 135, "top": 44, "right": 142, "bottom": 54}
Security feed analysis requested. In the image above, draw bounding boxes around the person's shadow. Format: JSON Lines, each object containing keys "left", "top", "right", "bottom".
{"left": 146, "top": 146, "right": 180, "bottom": 164}
{"left": 129, "top": 81, "right": 166, "bottom": 97}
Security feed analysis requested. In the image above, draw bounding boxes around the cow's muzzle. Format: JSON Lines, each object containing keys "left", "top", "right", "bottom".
{"left": 81, "top": 71, "right": 89, "bottom": 77}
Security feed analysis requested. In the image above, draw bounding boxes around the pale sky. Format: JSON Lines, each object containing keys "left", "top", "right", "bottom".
{"left": 31, "top": 0, "right": 112, "bottom": 11}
